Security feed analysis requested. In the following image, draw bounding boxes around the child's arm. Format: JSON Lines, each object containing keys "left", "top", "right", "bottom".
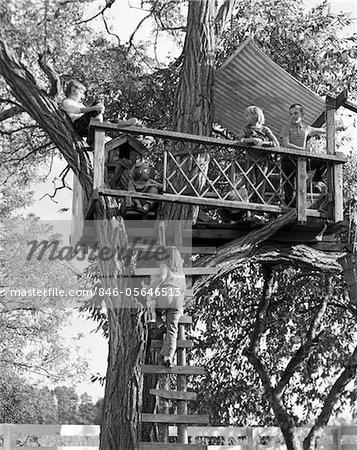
{"left": 261, "top": 127, "right": 280, "bottom": 147}
{"left": 237, "top": 129, "right": 264, "bottom": 146}
{"left": 309, "top": 126, "right": 326, "bottom": 137}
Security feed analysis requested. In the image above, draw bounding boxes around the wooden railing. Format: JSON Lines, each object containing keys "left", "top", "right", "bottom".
{"left": 1, "top": 424, "right": 356, "bottom": 449}
{"left": 90, "top": 121, "right": 346, "bottom": 223}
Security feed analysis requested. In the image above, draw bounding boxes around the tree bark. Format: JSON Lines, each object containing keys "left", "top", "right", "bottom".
{"left": 157, "top": 0, "right": 238, "bottom": 223}
{"left": 0, "top": 37, "right": 147, "bottom": 450}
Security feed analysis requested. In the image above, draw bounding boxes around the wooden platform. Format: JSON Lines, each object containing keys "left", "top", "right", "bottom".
{"left": 140, "top": 444, "right": 207, "bottom": 450}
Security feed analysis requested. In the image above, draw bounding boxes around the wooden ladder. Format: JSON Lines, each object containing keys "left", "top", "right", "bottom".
{"left": 132, "top": 221, "right": 216, "bottom": 449}
{"left": 140, "top": 314, "right": 209, "bottom": 450}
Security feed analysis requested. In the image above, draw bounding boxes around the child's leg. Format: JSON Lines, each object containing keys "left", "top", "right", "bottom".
{"left": 146, "top": 295, "right": 156, "bottom": 323}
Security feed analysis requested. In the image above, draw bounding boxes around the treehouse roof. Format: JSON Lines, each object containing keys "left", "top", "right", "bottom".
{"left": 213, "top": 37, "right": 326, "bottom": 136}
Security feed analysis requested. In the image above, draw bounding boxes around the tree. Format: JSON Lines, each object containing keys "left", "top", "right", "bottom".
{"left": 0, "top": 372, "right": 58, "bottom": 423}
{"left": 1, "top": 214, "right": 89, "bottom": 381}
{"left": 1, "top": 0, "right": 357, "bottom": 449}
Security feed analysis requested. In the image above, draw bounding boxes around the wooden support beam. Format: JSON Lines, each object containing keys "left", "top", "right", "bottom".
{"left": 149, "top": 389, "right": 197, "bottom": 401}
{"left": 151, "top": 340, "right": 193, "bottom": 349}
{"left": 93, "top": 129, "right": 106, "bottom": 191}
{"left": 343, "top": 100, "right": 357, "bottom": 114}
{"left": 178, "top": 316, "right": 192, "bottom": 324}
{"left": 142, "top": 414, "right": 209, "bottom": 424}
{"left": 312, "top": 90, "right": 348, "bottom": 127}
{"left": 140, "top": 443, "right": 207, "bottom": 450}
{"left": 333, "top": 164, "right": 344, "bottom": 222}
{"left": 142, "top": 365, "right": 205, "bottom": 375}
{"left": 297, "top": 158, "right": 307, "bottom": 223}
{"left": 100, "top": 188, "right": 328, "bottom": 218}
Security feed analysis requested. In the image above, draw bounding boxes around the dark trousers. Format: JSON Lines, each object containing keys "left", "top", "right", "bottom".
{"left": 73, "top": 111, "right": 100, "bottom": 145}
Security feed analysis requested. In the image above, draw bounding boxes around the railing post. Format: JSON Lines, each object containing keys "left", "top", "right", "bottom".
{"left": 326, "top": 97, "right": 343, "bottom": 222}
{"left": 3, "top": 424, "right": 16, "bottom": 450}
{"left": 297, "top": 158, "right": 307, "bottom": 222}
{"left": 93, "top": 125, "right": 106, "bottom": 192}
{"left": 163, "top": 150, "right": 167, "bottom": 192}
{"left": 332, "top": 427, "right": 342, "bottom": 450}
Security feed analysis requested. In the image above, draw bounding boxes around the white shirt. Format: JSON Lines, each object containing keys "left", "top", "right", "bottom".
{"left": 62, "top": 98, "right": 85, "bottom": 121}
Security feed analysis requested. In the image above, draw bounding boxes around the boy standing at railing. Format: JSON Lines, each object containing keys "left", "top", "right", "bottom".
{"left": 280, "top": 103, "right": 326, "bottom": 206}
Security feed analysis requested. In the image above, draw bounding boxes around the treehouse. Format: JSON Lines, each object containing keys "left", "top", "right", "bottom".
{"left": 71, "top": 38, "right": 356, "bottom": 253}
{"left": 68, "top": 39, "right": 357, "bottom": 449}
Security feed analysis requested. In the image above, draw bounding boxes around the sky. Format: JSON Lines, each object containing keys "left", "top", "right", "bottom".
{"left": 19, "top": 0, "right": 357, "bottom": 401}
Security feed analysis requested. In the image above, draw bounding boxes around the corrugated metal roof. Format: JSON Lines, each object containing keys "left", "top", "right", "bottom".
{"left": 213, "top": 37, "right": 326, "bottom": 137}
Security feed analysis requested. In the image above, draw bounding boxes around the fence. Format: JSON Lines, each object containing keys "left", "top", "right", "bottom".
{"left": 1, "top": 424, "right": 357, "bottom": 449}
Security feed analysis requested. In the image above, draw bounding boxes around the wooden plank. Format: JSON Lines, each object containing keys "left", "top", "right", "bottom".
{"left": 90, "top": 121, "right": 346, "bottom": 162}
{"left": 142, "top": 365, "right": 205, "bottom": 375}
{"left": 179, "top": 316, "right": 192, "bottom": 324}
{"left": 134, "top": 267, "right": 216, "bottom": 276}
{"left": 93, "top": 129, "right": 106, "bottom": 190}
{"left": 296, "top": 158, "right": 307, "bottom": 223}
{"left": 149, "top": 389, "right": 197, "bottom": 401}
{"left": 326, "top": 99, "right": 336, "bottom": 155}
{"left": 142, "top": 413, "right": 209, "bottom": 424}
{"left": 333, "top": 163, "right": 344, "bottom": 222}
{"left": 131, "top": 244, "right": 216, "bottom": 255}
{"left": 100, "top": 188, "right": 325, "bottom": 217}
{"left": 151, "top": 340, "right": 193, "bottom": 349}
{"left": 140, "top": 443, "right": 207, "bottom": 450}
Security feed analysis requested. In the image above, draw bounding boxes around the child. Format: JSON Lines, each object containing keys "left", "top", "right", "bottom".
{"left": 141, "top": 247, "right": 186, "bottom": 368}
{"left": 131, "top": 161, "right": 162, "bottom": 213}
{"left": 237, "top": 106, "right": 279, "bottom": 205}
{"left": 62, "top": 79, "right": 137, "bottom": 145}
{"left": 144, "top": 272, "right": 160, "bottom": 323}
{"left": 280, "top": 104, "right": 326, "bottom": 206}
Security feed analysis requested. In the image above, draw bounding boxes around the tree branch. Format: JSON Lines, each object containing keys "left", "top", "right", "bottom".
{"left": 77, "top": 0, "right": 117, "bottom": 24}
{"left": 215, "top": 0, "right": 238, "bottom": 36}
{"left": 245, "top": 266, "right": 301, "bottom": 449}
{"left": 303, "top": 343, "right": 357, "bottom": 449}
{"left": 38, "top": 52, "right": 63, "bottom": 101}
{"left": 275, "top": 277, "right": 330, "bottom": 395}
{"left": 194, "top": 210, "right": 297, "bottom": 292}
{"left": 0, "top": 105, "right": 23, "bottom": 122}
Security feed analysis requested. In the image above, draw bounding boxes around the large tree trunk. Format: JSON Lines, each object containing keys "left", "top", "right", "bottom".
{"left": 158, "top": 0, "right": 236, "bottom": 222}
{"left": 0, "top": 38, "right": 146, "bottom": 450}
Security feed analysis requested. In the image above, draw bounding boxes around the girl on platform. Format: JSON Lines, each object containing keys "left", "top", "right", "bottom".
{"left": 238, "top": 105, "right": 279, "bottom": 206}
{"left": 142, "top": 246, "right": 186, "bottom": 367}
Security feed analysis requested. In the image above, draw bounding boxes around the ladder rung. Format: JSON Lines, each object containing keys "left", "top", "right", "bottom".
{"left": 142, "top": 365, "right": 205, "bottom": 375}
{"left": 134, "top": 267, "right": 216, "bottom": 276}
{"left": 151, "top": 340, "right": 193, "bottom": 349}
{"left": 140, "top": 443, "right": 207, "bottom": 450}
{"left": 142, "top": 413, "right": 209, "bottom": 424}
{"left": 129, "top": 244, "right": 216, "bottom": 255}
{"left": 179, "top": 315, "right": 192, "bottom": 324}
{"left": 149, "top": 389, "right": 197, "bottom": 401}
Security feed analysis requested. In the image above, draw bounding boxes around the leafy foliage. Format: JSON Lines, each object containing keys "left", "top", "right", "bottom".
{"left": 187, "top": 267, "right": 357, "bottom": 425}
{"left": 217, "top": 0, "right": 357, "bottom": 97}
